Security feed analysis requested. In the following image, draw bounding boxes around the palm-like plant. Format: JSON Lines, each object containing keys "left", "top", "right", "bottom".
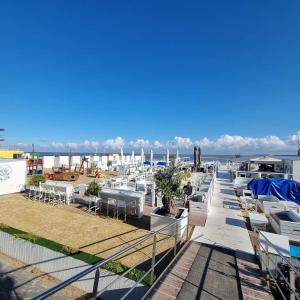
{"left": 154, "top": 166, "right": 182, "bottom": 216}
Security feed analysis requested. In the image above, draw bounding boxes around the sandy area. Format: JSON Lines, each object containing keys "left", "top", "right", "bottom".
{"left": 0, "top": 194, "right": 174, "bottom": 268}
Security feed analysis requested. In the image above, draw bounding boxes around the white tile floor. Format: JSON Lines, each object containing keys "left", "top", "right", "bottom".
{"left": 192, "top": 172, "right": 254, "bottom": 254}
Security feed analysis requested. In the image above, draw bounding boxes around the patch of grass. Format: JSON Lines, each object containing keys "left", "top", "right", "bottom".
{"left": 0, "top": 224, "right": 152, "bottom": 286}
{"left": 14, "top": 232, "right": 39, "bottom": 243}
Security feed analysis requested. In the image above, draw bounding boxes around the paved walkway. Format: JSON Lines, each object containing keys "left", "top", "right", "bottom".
{"left": 0, "top": 252, "right": 85, "bottom": 300}
{"left": 192, "top": 171, "right": 254, "bottom": 254}
{"left": 148, "top": 171, "right": 273, "bottom": 300}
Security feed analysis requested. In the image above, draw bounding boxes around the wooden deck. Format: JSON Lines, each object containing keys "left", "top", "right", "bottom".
{"left": 148, "top": 241, "right": 273, "bottom": 300}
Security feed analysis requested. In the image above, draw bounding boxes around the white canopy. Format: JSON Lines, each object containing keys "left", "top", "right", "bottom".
{"left": 250, "top": 156, "right": 282, "bottom": 163}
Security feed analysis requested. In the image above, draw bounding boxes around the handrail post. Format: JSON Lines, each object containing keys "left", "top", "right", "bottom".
{"left": 290, "top": 268, "right": 296, "bottom": 300}
{"left": 92, "top": 268, "right": 100, "bottom": 300}
{"left": 186, "top": 215, "right": 189, "bottom": 242}
{"left": 174, "top": 222, "right": 178, "bottom": 256}
{"left": 150, "top": 234, "right": 157, "bottom": 285}
{"left": 265, "top": 244, "right": 270, "bottom": 288}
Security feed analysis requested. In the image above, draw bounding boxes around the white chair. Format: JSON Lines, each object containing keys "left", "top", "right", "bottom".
{"left": 48, "top": 188, "right": 56, "bottom": 205}
{"left": 28, "top": 186, "right": 37, "bottom": 200}
{"left": 55, "top": 191, "right": 66, "bottom": 205}
{"left": 103, "top": 198, "right": 116, "bottom": 218}
{"left": 116, "top": 199, "right": 128, "bottom": 221}
{"left": 88, "top": 196, "right": 100, "bottom": 214}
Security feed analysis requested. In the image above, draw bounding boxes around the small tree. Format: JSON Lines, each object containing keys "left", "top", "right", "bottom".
{"left": 154, "top": 167, "right": 182, "bottom": 216}
{"left": 28, "top": 174, "right": 46, "bottom": 187}
{"left": 85, "top": 180, "right": 101, "bottom": 196}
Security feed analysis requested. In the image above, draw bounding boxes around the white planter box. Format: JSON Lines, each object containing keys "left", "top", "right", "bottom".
{"left": 270, "top": 210, "right": 300, "bottom": 242}
{"left": 150, "top": 207, "right": 188, "bottom": 238}
{"left": 249, "top": 212, "right": 268, "bottom": 231}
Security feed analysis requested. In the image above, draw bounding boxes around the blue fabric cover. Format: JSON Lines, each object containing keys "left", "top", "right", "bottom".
{"left": 248, "top": 178, "right": 300, "bottom": 204}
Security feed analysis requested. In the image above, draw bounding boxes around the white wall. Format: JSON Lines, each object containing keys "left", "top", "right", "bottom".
{"left": 91, "top": 155, "right": 100, "bottom": 162}
{"left": 293, "top": 160, "right": 300, "bottom": 182}
{"left": 71, "top": 156, "right": 81, "bottom": 166}
{"left": 43, "top": 156, "right": 55, "bottom": 169}
{"left": 0, "top": 159, "right": 27, "bottom": 195}
{"left": 59, "top": 156, "right": 69, "bottom": 166}
{"left": 101, "top": 156, "right": 108, "bottom": 164}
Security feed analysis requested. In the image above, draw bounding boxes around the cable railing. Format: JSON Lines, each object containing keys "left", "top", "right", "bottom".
{"left": 255, "top": 229, "right": 299, "bottom": 300}
{"left": 31, "top": 215, "right": 190, "bottom": 300}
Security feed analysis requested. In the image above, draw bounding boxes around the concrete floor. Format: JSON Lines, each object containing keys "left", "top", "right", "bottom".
{"left": 0, "top": 252, "right": 85, "bottom": 300}
{"left": 192, "top": 171, "right": 254, "bottom": 255}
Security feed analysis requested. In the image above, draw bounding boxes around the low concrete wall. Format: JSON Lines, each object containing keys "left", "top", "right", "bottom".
{"left": 0, "top": 231, "right": 147, "bottom": 299}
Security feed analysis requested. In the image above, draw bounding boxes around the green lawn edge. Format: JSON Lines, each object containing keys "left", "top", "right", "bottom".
{"left": 0, "top": 225, "right": 152, "bottom": 285}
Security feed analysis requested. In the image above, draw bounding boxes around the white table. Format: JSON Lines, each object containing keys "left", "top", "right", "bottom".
{"left": 41, "top": 181, "right": 74, "bottom": 204}
{"left": 99, "top": 188, "right": 145, "bottom": 218}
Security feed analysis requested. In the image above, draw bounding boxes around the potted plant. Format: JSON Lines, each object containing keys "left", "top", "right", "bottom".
{"left": 28, "top": 174, "right": 47, "bottom": 187}
{"left": 85, "top": 180, "right": 101, "bottom": 196}
{"left": 150, "top": 167, "right": 188, "bottom": 237}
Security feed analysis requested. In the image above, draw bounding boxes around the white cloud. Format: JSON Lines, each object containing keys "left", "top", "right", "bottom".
{"left": 66, "top": 142, "right": 79, "bottom": 149}
{"left": 14, "top": 131, "right": 300, "bottom": 154}
{"left": 167, "top": 136, "right": 193, "bottom": 149}
{"left": 196, "top": 133, "right": 298, "bottom": 153}
{"left": 129, "top": 139, "right": 150, "bottom": 148}
{"left": 153, "top": 140, "right": 163, "bottom": 148}
{"left": 51, "top": 141, "right": 65, "bottom": 148}
{"left": 103, "top": 136, "right": 124, "bottom": 149}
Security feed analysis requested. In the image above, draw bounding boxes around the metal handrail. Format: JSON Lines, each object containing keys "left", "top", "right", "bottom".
{"left": 32, "top": 215, "right": 188, "bottom": 300}
{"left": 256, "top": 229, "right": 299, "bottom": 300}
{"left": 258, "top": 230, "right": 300, "bottom": 277}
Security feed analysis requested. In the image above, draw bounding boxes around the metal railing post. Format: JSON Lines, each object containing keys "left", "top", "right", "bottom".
{"left": 150, "top": 234, "right": 157, "bottom": 285}
{"left": 174, "top": 222, "right": 178, "bottom": 256}
{"left": 92, "top": 268, "right": 100, "bottom": 300}
{"left": 290, "top": 269, "right": 296, "bottom": 300}
{"left": 186, "top": 214, "right": 189, "bottom": 242}
{"left": 265, "top": 244, "right": 270, "bottom": 288}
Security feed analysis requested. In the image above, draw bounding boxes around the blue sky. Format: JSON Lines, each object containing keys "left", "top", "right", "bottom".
{"left": 0, "top": 1, "right": 299, "bottom": 153}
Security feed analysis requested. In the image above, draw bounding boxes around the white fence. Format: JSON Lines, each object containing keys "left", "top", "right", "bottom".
{"left": 0, "top": 231, "right": 147, "bottom": 300}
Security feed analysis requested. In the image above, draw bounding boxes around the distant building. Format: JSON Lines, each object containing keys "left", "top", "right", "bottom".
{"left": 0, "top": 149, "right": 24, "bottom": 159}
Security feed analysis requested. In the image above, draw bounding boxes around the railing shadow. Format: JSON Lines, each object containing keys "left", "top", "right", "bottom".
{"left": 0, "top": 262, "right": 18, "bottom": 300}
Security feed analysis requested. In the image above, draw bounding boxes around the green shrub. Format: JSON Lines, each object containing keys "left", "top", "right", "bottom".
{"left": 14, "top": 232, "right": 39, "bottom": 243}
{"left": 85, "top": 180, "right": 101, "bottom": 196}
{"left": 102, "top": 261, "right": 125, "bottom": 274}
{"left": 182, "top": 170, "right": 191, "bottom": 179}
{"left": 28, "top": 174, "right": 47, "bottom": 187}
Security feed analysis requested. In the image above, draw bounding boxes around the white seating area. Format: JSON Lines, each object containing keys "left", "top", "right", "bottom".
{"left": 83, "top": 192, "right": 139, "bottom": 222}
{"left": 27, "top": 185, "right": 68, "bottom": 206}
